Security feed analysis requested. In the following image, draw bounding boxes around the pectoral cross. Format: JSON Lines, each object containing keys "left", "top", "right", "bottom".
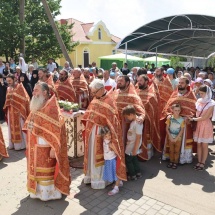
{"left": 28, "top": 119, "right": 34, "bottom": 133}
{"left": 28, "top": 114, "right": 35, "bottom": 133}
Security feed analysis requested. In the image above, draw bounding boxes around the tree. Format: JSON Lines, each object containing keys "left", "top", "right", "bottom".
{"left": 0, "top": 0, "right": 26, "bottom": 61}
{"left": 0, "top": 0, "right": 78, "bottom": 64}
{"left": 170, "top": 56, "right": 184, "bottom": 68}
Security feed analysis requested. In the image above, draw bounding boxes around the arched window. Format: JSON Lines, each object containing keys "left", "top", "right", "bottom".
{"left": 98, "top": 28, "right": 102, "bottom": 40}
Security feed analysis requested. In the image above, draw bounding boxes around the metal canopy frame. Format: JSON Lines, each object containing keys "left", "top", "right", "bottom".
{"left": 117, "top": 14, "right": 215, "bottom": 59}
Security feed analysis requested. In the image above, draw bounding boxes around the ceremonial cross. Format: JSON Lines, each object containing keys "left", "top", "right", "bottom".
{"left": 31, "top": 164, "right": 34, "bottom": 170}
{"left": 47, "top": 158, "right": 52, "bottom": 163}
{"left": 28, "top": 120, "right": 34, "bottom": 133}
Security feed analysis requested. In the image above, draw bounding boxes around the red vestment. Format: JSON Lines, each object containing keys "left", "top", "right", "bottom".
{"left": 44, "top": 76, "right": 58, "bottom": 98}
{"left": 0, "top": 126, "right": 9, "bottom": 158}
{"left": 55, "top": 78, "right": 76, "bottom": 102}
{"left": 23, "top": 96, "right": 71, "bottom": 195}
{"left": 70, "top": 75, "right": 89, "bottom": 108}
{"left": 153, "top": 76, "right": 173, "bottom": 147}
{"left": 3, "top": 83, "right": 30, "bottom": 143}
{"left": 136, "top": 83, "right": 161, "bottom": 160}
{"left": 82, "top": 93, "right": 127, "bottom": 181}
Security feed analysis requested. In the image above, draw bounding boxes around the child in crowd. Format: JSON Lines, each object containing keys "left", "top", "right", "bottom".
{"left": 122, "top": 105, "right": 143, "bottom": 180}
{"left": 166, "top": 104, "right": 185, "bottom": 169}
{"left": 100, "top": 126, "right": 122, "bottom": 196}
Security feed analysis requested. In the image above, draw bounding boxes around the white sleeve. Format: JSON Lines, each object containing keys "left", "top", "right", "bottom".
{"left": 136, "top": 123, "right": 143, "bottom": 135}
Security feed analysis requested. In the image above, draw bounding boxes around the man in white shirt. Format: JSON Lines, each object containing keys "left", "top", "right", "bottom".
{"left": 46, "top": 58, "right": 57, "bottom": 74}
{"left": 103, "top": 70, "right": 116, "bottom": 91}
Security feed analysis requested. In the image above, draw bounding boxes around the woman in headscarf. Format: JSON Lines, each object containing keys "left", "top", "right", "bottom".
{"left": 14, "top": 66, "right": 22, "bottom": 83}
{"left": 18, "top": 73, "right": 32, "bottom": 98}
{"left": 18, "top": 57, "right": 28, "bottom": 73}
{"left": 189, "top": 85, "right": 215, "bottom": 171}
{"left": 63, "top": 61, "right": 72, "bottom": 73}
{"left": 30, "top": 70, "right": 38, "bottom": 90}
{"left": 167, "top": 68, "right": 178, "bottom": 90}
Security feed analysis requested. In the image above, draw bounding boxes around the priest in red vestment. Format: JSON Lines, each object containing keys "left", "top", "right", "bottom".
{"left": 71, "top": 68, "right": 89, "bottom": 109}
{"left": 136, "top": 75, "right": 161, "bottom": 160}
{"left": 23, "top": 82, "right": 71, "bottom": 201}
{"left": 82, "top": 79, "right": 126, "bottom": 190}
{"left": 3, "top": 74, "right": 30, "bottom": 150}
{"left": 152, "top": 67, "right": 173, "bottom": 147}
{"left": 55, "top": 70, "right": 76, "bottom": 102}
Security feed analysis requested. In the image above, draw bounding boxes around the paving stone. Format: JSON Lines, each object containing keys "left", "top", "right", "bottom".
{"left": 146, "top": 199, "right": 157, "bottom": 206}
{"left": 145, "top": 208, "right": 158, "bottom": 215}
{"left": 159, "top": 208, "right": 169, "bottom": 215}
{"left": 136, "top": 208, "right": 147, "bottom": 214}
{"left": 135, "top": 198, "right": 146, "bottom": 206}
{"left": 152, "top": 204, "right": 162, "bottom": 211}
{"left": 97, "top": 201, "right": 110, "bottom": 208}
{"left": 127, "top": 203, "right": 139, "bottom": 212}
{"left": 113, "top": 209, "right": 123, "bottom": 215}
{"left": 163, "top": 205, "right": 173, "bottom": 211}
{"left": 121, "top": 200, "right": 131, "bottom": 207}
{"left": 118, "top": 204, "right": 127, "bottom": 210}
{"left": 179, "top": 211, "right": 190, "bottom": 215}
{"left": 127, "top": 198, "right": 136, "bottom": 204}
{"left": 121, "top": 210, "right": 133, "bottom": 215}
{"left": 141, "top": 204, "right": 151, "bottom": 210}
{"left": 90, "top": 206, "right": 102, "bottom": 213}
{"left": 171, "top": 208, "right": 182, "bottom": 214}
{"left": 89, "top": 198, "right": 101, "bottom": 207}
{"left": 156, "top": 202, "right": 165, "bottom": 207}
{"left": 167, "top": 212, "right": 177, "bottom": 215}
{"left": 98, "top": 207, "right": 113, "bottom": 215}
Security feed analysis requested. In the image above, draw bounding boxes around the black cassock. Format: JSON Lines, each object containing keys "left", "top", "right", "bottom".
{"left": 0, "top": 81, "right": 7, "bottom": 121}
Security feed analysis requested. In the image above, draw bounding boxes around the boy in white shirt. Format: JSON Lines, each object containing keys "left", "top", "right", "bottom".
{"left": 122, "top": 105, "right": 143, "bottom": 180}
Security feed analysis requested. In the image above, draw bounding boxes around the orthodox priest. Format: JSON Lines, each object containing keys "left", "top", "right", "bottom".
{"left": 3, "top": 74, "right": 30, "bottom": 150}
{"left": 55, "top": 70, "right": 76, "bottom": 102}
{"left": 136, "top": 75, "right": 161, "bottom": 160}
{"left": 71, "top": 68, "right": 89, "bottom": 109}
{"left": 152, "top": 67, "right": 173, "bottom": 147}
{"left": 82, "top": 79, "right": 126, "bottom": 189}
{"left": 23, "top": 82, "right": 71, "bottom": 201}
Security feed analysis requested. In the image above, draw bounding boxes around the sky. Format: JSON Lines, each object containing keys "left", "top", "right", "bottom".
{"left": 57, "top": 0, "right": 215, "bottom": 39}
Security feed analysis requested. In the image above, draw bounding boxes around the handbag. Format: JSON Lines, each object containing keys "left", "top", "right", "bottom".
{"left": 191, "top": 102, "right": 209, "bottom": 131}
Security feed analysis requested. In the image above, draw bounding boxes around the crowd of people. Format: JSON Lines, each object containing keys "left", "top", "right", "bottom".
{"left": 0, "top": 56, "right": 215, "bottom": 200}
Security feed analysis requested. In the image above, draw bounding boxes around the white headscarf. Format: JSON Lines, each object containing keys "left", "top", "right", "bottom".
{"left": 196, "top": 85, "right": 215, "bottom": 120}
{"left": 18, "top": 57, "right": 28, "bottom": 73}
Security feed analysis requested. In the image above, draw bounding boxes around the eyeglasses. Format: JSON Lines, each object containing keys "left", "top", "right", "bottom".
{"left": 91, "top": 87, "right": 103, "bottom": 95}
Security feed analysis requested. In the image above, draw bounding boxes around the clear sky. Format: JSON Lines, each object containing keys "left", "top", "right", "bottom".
{"left": 57, "top": 0, "right": 215, "bottom": 39}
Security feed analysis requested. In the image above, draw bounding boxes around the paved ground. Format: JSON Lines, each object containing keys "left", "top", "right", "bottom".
{"left": 0, "top": 122, "right": 215, "bottom": 215}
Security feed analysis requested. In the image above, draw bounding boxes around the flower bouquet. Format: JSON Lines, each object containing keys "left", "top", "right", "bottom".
{"left": 58, "top": 100, "right": 79, "bottom": 113}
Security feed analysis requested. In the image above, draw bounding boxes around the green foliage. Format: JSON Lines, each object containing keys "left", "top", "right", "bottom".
{"left": 170, "top": 56, "right": 184, "bottom": 68}
{"left": 0, "top": 0, "right": 78, "bottom": 64}
{"left": 208, "top": 56, "right": 215, "bottom": 67}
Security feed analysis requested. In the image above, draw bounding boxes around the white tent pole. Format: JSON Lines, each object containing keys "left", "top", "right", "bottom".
{"left": 156, "top": 47, "right": 158, "bottom": 67}
{"left": 125, "top": 42, "right": 128, "bottom": 63}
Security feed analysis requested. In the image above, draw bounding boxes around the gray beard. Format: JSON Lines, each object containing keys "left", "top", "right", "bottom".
{"left": 30, "top": 95, "right": 45, "bottom": 112}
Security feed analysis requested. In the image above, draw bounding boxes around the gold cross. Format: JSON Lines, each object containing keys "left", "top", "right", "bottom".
{"left": 46, "top": 158, "right": 52, "bottom": 163}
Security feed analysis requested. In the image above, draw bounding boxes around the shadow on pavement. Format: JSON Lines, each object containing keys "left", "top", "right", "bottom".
{"left": 73, "top": 157, "right": 160, "bottom": 215}
{"left": 11, "top": 196, "right": 69, "bottom": 215}
{"left": 161, "top": 153, "right": 215, "bottom": 193}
